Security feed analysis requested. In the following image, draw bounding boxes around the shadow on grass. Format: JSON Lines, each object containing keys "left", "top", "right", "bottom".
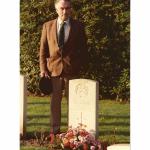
{"left": 25, "top": 111, "right": 129, "bottom": 140}
{"left": 98, "top": 114, "right": 130, "bottom": 137}
{"left": 27, "top": 123, "right": 50, "bottom": 126}
{"left": 27, "top": 115, "right": 67, "bottom": 119}
{"left": 27, "top": 122, "right": 67, "bottom": 126}
{"left": 99, "top": 114, "right": 130, "bottom": 119}
{"left": 99, "top": 122, "right": 130, "bottom": 126}
{"left": 27, "top": 115, "right": 50, "bottom": 119}
{"left": 98, "top": 130, "right": 130, "bottom": 136}
{"left": 27, "top": 102, "right": 50, "bottom": 105}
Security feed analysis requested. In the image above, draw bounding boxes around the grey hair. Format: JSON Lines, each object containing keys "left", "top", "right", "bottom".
{"left": 54, "top": 0, "right": 72, "bottom": 8}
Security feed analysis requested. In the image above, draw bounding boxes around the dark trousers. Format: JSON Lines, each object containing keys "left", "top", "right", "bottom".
{"left": 50, "top": 76, "right": 69, "bottom": 134}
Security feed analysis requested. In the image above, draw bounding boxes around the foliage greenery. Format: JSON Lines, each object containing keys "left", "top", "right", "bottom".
{"left": 20, "top": 0, "right": 130, "bottom": 99}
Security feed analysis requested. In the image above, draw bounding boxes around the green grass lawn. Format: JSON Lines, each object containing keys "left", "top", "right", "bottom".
{"left": 20, "top": 96, "right": 130, "bottom": 150}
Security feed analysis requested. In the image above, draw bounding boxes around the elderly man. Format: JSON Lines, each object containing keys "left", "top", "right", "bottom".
{"left": 39, "top": 0, "right": 88, "bottom": 140}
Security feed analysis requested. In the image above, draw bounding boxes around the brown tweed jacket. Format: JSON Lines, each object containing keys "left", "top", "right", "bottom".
{"left": 39, "top": 18, "right": 88, "bottom": 77}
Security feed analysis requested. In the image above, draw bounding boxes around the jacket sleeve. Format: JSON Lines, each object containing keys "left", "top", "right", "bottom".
{"left": 39, "top": 23, "right": 49, "bottom": 73}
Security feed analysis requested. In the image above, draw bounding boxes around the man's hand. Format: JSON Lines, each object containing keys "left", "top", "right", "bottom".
{"left": 40, "top": 71, "right": 50, "bottom": 78}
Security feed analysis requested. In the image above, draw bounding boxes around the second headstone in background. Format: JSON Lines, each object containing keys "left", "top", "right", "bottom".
{"left": 20, "top": 75, "right": 27, "bottom": 136}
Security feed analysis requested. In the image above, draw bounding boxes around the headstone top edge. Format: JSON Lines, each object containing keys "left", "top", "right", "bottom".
{"left": 69, "top": 79, "right": 99, "bottom": 83}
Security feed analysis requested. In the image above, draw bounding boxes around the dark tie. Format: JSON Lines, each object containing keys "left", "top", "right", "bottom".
{"left": 58, "top": 22, "right": 65, "bottom": 48}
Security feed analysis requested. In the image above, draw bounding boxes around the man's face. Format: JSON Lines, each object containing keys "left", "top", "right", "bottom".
{"left": 56, "top": 0, "right": 72, "bottom": 21}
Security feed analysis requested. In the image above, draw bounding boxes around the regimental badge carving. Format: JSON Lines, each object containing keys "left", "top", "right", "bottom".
{"left": 75, "top": 82, "right": 89, "bottom": 100}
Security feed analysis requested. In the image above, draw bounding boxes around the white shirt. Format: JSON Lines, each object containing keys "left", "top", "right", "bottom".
{"left": 57, "top": 18, "right": 71, "bottom": 43}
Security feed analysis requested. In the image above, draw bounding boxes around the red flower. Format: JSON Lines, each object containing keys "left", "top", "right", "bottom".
{"left": 58, "top": 123, "right": 102, "bottom": 150}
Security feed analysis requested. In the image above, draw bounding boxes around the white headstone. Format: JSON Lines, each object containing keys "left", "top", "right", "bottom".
{"left": 68, "top": 79, "right": 99, "bottom": 137}
{"left": 20, "top": 75, "right": 27, "bottom": 135}
{"left": 107, "top": 144, "right": 130, "bottom": 150}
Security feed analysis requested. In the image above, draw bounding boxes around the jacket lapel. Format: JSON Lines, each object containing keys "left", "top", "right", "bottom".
{"left": 51, "top": 19, "right": 59, "bottom": 49}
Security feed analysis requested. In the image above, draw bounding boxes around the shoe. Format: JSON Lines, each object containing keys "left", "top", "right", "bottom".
{"left": 49, "top": 133, "right": 55, "bottom": 144}
{"left": 49, "top": 130, "right": 61, "bottom": 144}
